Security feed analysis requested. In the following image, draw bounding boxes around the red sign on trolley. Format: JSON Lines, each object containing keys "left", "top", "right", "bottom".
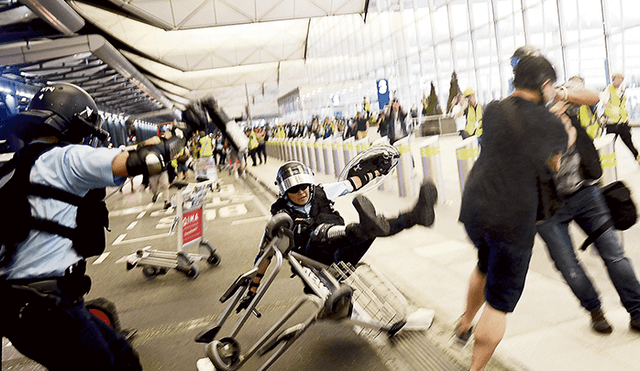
{"left": 182, "top": 207, "right": 203, "bottom": 245}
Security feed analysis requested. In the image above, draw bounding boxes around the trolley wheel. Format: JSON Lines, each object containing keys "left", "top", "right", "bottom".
{"left": 207, "top": 252, "right": 221, "bottom": 266}
{"left": 86, "top": 298, "right": 122, "bottom": 332}
{"left": 142, "top": 266, "right": 160, "bottom": 279}
{"left": 185, "top": 263, "right": 200, "bottom": 279}
{"left": 207, "top": 337, "right": 241, "bottom": 370}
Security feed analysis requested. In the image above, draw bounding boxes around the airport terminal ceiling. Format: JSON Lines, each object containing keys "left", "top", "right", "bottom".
{"left": 1, "top": 0, "right": 640, "bottom": 123}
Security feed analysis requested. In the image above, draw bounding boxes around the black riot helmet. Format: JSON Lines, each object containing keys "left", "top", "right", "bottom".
{"left": 275, "top": 161, "right": 315, "bottom": 197}
{"left": 28, "top": 83, "right": 108, "bottom": 144}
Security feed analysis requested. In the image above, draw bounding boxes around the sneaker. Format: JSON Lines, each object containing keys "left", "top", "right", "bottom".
{"left": 163, "top": 201, "right": 171, "bottom": 210}
{"left": 454, "top": 322, "right": 473, "bottom": 345}
{"left": 630, "top": 319, "right": 640, "bottom": 332}
{"left": 352, "top": 195, "right": 390, "bottom": 238}
{"left": 591, "top": 309, "right": 613, "bottom": 334}
{"left": 152, "top": 194, "right": 158, "bottom": 203}
{"left": 412, "top": 181, "right": 438, "bottom": 227}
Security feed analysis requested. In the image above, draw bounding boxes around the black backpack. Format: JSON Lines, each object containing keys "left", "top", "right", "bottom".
{"left": 0, "top": 143, "right": 109, "bottom": 267}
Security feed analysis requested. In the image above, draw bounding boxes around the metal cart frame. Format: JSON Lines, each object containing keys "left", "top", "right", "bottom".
{"left": 195, "top": 213, "right": 408, "bottom": 371}
{"left": 123, "top": 180, "right": 220, "bottom": 279}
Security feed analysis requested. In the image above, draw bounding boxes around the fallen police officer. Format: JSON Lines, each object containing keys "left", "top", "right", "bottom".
{"left": 237, "top": 157, "right": 438, "bottom": 310}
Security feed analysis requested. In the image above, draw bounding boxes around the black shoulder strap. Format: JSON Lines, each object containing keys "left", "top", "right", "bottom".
{"left": 580, "top": 219, "right": 615, "bottom": 251}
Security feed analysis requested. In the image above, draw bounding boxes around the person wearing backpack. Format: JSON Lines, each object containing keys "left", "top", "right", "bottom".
{"left": 0, "top": 83, "right": 184, "bottom": 371}
{"left": 536, "top": 75, "right": 640, "bottom": 335}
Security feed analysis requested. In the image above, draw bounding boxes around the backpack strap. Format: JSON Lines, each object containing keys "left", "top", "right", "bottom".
{"left": 580, "top": 218, "right": 615, "bottom": 251}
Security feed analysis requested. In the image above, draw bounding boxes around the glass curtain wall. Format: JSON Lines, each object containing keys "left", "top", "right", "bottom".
{"left": 297, "top": 0, "right": 640, "bottom": 121}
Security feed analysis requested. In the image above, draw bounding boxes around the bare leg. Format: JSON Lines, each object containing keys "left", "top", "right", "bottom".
{"left": 458, "top": 266, "right": 487, "bottom": 334}
{"left": 470, "top": 304, "right": 506, "bottom": 371}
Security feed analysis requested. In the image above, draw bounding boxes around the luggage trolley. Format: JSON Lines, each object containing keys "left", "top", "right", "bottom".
{"left": 194, "top": 213, "right": 412, "bottom": 371}
{"left": 121, "top": 180, "right": 221, "bottom": 279}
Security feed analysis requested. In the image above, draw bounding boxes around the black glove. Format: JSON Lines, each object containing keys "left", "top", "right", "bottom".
{"left": 126, "top": 138, "right": 171, "bottom": 176}
{"left": 236, "top": 291, "right": 256, "bottom": 313}
{"left": 377, "top": 152, "right": 395, "bottom": 175}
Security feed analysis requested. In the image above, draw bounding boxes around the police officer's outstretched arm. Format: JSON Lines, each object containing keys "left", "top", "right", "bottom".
{"left": 112, "top": 132, "right": 186, "bottom": 177}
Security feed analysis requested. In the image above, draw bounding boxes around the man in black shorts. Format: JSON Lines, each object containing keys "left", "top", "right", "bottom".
{"left": 456, "top": 53, "right": 569, "bottom": 370}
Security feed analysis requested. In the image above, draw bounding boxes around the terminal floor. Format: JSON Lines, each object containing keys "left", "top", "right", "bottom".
{"left": 4, "top": 131, "right": 640, "bottom": 371}
{"left": 251, "top": 132, "right": 640, "bottom": 371}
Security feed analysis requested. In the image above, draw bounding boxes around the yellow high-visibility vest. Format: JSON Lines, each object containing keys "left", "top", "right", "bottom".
{"left": 464, "top": 104, "right": 483, "bottom": 137}
{"left": 604, "top": 85, "right": 628, "bottom": 123}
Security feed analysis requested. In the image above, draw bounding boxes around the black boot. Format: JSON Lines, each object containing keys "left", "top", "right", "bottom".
{"left": 387, "top": 181, "right": 437, "bottom": 235}
{"left": 351, "top": 195, "right": 390, "bottom": 238}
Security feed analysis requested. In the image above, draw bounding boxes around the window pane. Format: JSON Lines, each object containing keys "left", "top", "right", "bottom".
{"left": 432, "top": 6, "right": 450, "bottom": 43}
{"left": 450, "top": 3, "right": 469, "bottom": 37}
{"left": 470, "top": 1, "right": 490, "bottom": 28}
{"left": 622, "top": 0, "right": 640, "bottom": 26}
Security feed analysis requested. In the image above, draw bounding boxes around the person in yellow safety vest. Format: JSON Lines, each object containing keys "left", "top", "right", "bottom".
{"left": 568, "top": 76, "right": 601, "bottom": 140}
{"left": 198, "top": 131, "right": 213, "bottom": 158}
{"left": 421, "top": 93, "right": 428, "bottom": 116}
{"left": 171, "top": 146, "right": 190, "bottom": 181}
{"left": 363, "top": 96, "right": 371, "bottom": 117}
{"left": 462, "top": 87, "right": 483, "bottom": 140}
{"left": 600, "top": 72, "right": 640, "bottom": 165}
{"left": 248, "top": 128, "right": 260, "bottom": 166}
{"left": 275, "top": 123, "right": 286, "bottom": 139}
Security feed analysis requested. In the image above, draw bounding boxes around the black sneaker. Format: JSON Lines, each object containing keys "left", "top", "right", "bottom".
{"left": 412, "top": 181, "right": 438, "bottom": 227}
{"left": 152, "top": 194, "right": 158, "bottom": 203}
{"left": 454, "top": 323, "right": 473, "bottom": 345}
{"left": 352, "top": 195, "right": 390, "bottom": 238}
{"left": 591, "top": 309, "right": 613, "bottom": 334}
{"left": 163, "top": 201, "right": 171, "bottom": 210}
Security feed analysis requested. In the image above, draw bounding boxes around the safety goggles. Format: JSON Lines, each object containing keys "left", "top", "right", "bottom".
{"left": 287, "top": 184, "right": 310, "bottom": 194}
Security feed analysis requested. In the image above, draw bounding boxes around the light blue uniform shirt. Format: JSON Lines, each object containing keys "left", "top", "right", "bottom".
{"left": 2, "top": 144, "right": 125, "bottom": 280}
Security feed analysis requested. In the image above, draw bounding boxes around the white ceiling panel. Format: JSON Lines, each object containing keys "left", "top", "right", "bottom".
{"left": 64, "top": 0, "right": 367, "bottom": 117}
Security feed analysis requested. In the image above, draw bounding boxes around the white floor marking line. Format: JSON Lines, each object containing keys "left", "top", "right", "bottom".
{"left": 136, "top": 211, "right": 146, "bottom": 219}
{"left": 231, "top": 215, "right": 270, "bottom": 225}
{"left": 112, "top": 233, "right": 174, "bottom": 245}
{"left": 126, "top": 221, "right": 138, "bottom": 230}
{"left": 92, "top": 252, "right": 110, "bottom": 265}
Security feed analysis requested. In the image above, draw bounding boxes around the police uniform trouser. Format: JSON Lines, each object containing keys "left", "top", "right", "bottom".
{"left": 1, "top": 278, "right": 142, "bottom": 371}
{"left": 303, "top": 225, "right": 375, "bottom": 266}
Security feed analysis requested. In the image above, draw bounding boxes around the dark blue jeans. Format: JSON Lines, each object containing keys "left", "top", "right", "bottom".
{"left": 537, "top": 184, "right": 640, "bottom": 321}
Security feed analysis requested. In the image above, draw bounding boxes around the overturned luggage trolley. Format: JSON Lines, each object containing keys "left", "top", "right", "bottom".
{"left": 195, "top": 213, "right": 414, "bottom": 371}
{"left": 121, "top": 180, "right": 220, "bottom": 279}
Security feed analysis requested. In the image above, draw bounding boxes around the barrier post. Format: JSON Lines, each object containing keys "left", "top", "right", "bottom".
{"left": 420, "top": 136, "right": 445, "bottom": 203}
{"left": 394, "top": 136, "right": 414, "bottom": 198}
{"left": 323, "top": 138, "right": 333, "bottom": 175}
{"left": 456, "top": 136, "right": 479, "bottom": 194}
{"left": 306, "top": 138, "right": 316, "bottom": 170}
{"left": 294, "top": 138, "right": 303, "bottom": 163}
{"left": 343, "top": 138, "right": 356, "bottom": 165}
{"left": 332, "top": 138, "right": 345, "bottom": 178}
{"left": 595, "top": 134, "right": 617, "bottom": 185}
{"left": 315, "top": 138, "right": 324, "bottom": 173}
{"left": 301, "top": 138, "right": 310, "bottom": 167}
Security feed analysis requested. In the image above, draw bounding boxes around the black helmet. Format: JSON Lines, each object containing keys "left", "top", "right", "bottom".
{"left": 511, "top": 46, "right": 541, "bottom": 72}
{"left": 28, "top": 83, "right": 106, "bottom": 143}
{"left": 275, "top": 161, "right": 315, "bottom": 196}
